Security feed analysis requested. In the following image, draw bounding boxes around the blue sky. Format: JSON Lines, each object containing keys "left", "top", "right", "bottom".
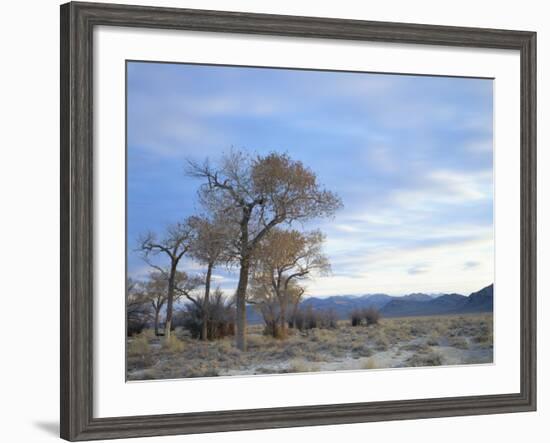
{"left": 127, "top": 61, "right": 493, "bottom": 296}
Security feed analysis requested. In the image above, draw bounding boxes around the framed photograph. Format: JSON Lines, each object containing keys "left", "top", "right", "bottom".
{"left": 60, "top": 1, "right": 536, "bottom": 440}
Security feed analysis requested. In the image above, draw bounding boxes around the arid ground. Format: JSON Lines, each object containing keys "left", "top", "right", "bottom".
{"left": 127, "top": 313, "right": 493, "bottom": 380}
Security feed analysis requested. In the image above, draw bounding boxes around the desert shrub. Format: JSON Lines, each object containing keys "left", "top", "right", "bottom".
{"left": 391, "top": 324, "right": 413, "bottom": 342}
{"left": 251, "top": 299, "right": 283, "bottom": 338}
{"left": 287, "top": 359, "right": 318, "bottom": 373}
{"left": 303, "top": 306, "right": 319, "bottom": 329}
{"left": 171, "top": 309, "right": 188, "bottom": 329}
{"left": 361, "top": 358, "right": 378, "bottom": 369}
{"left": 311, "top": 328, "right": 337, "bottom": 343}
{"left": 181, "top": 291, "right": 235, "bottom": 340}
{"left": 400, "top": 342, "right": 429, "bottom": 352}
{"left": 364, "top": 307, "right": 380, "bottom": 326}
{"left": 426, "top": 334, "right": 439, "bottom": 346}
{"left": 292, "top": 309, "right": 305, "bottom": 331}
{"left": 208, "top": 291, "right": 236, "bottom": 339}
{"left": 215, "top": 339, "right": 235, "bottom": 355}
{"left": 291, "top": 306, "right": 337, "bottom": 331}
{"left": 140, "top": 328, "right": 156, "bottom": 340}
{"left": 319, "top": 309, "right": 338, "bottom": 329}
{"left": 473, "top": 331, "right": 493, "bottom": 348}
{"left": 162, "top": 335, "right": 185, "bottom": 353}
{"left": 448, "top": 336, "right": 469, "bottom": 349}
{"left": 127, "top": 318, "right": 149, "bottom": 336}
{"left": 375, "top": 335, "right": 390, "bottom": 351}
{"left": 292, "top": 306, "right": 316, "bottom": 330}
{"left": 181, "top": 304, "right": 202, "bottom": 339}
{"left": 127, "top": 334, "right": 150, "bottom": 356}
{"left": 184, "top": 364, "right": 220, "bottom": 378}
{"left": 281, "top": 342, "right": 308, "bottom": 359}
{"left": 448, "top": 326, "right": 469, "bottom": 337}
{"left": 255, "top": 367, "right": 276, "bottom": 374}
{"left": 350, "top": 307, "right": 380, "bottom": 326}
{"left": 406, "top": 350, "right": 443, "bottom": 367}
{"left": 351, "top": 344, "right": 373, "bottom": 357}
{"left": 350, "top": 309, "right": 363, "bottom": 326}
{"left": 247, "top": 334, "right": 270, "bottom": 349}
{"left": 262, "top": 317, "right": 284, "bottom": 338}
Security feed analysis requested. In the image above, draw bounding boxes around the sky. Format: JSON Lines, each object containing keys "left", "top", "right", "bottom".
{"left": 127, "top": 61, "right": 494, "bottom": 297}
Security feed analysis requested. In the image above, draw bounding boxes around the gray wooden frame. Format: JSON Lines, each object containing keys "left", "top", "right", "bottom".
{"left": 60, "top": 1, "right": 537, "bottom": 441}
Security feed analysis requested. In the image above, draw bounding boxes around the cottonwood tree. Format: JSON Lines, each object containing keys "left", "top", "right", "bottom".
{"left": 143, "top": 271, "right": 191, "bottom": 336}
{"left": 249, "top": 277, "right": 282, "bottom": 337}
{"left": 143, "top": 272, "right": 167, "bottom": 336}
{"left": 251, "top": 228, "right": 330, "bottom": 338}
{"left": 250, "top": 277, "right": 305, "bottom": 338}
{"left": 286, "top": 284, "right": 306, "bottom": 330}
{"left": 188, "top": 150, "right": 342, "bottom": 350}
{"left": 138, "top": 221, "right": 194, "bottom": 338}
{"left": 126, "top": 277, "right": 151, "bottom": 336}
{"left": 187, "top": 215, "right": 232, "bottom": 340}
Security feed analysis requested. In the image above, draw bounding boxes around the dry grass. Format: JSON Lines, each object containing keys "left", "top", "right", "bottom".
{"left": 127, "top": 333, "right": 150, "bottom": 356}
{"left": 448, "top": 336, "right": 470, "bottom": 349}
{"left": 406, "top": 350, "right": 443, "bottom": 367}
{"left": 140, "top": 328, "right": 157, "bottom": 340}
{"left": 361, "top": 358, "right": 378, "bottom": 370}
{"left": 127, "top": 314, "right": 493, "bottom": 380}
{"left": 162, "top": 335, "right": 185, "bottom": 353}
{"left": 426, "top": 333, "right": 440, "bottom": 346}
{"left": 288, "top": 359, "right": 319, "bottom": 373}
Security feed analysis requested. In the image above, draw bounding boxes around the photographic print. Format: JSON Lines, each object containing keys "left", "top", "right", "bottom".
{"left": 126, "top": 61, "right": 494, "bottom": 381}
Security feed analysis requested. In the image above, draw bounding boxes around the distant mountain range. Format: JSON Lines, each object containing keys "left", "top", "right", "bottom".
{"left": 246, "top": 284, "right": 493, "bottom": 323}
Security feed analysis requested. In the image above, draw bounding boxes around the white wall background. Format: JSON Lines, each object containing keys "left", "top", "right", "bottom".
{"left": 0, "top": 1, "right": 546, "bottom": 442}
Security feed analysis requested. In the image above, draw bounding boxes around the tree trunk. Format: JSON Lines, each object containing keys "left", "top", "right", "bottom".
{"left": 279, "top": 298, "right": 288, "bottom": 338}
{"left": 164, "top": 263, "right": 177, "bottom": 339}
{"left": 235, "top": 256, "right": 250, "bottom": 351}
{"left": 201, "top": 262, "right": 213, "bottom": 341}
{"left": 154, "top": 308, "right": 160, "bottom": 336}
{"left": 291, "top": 302, "right": 299, "bottom": 329}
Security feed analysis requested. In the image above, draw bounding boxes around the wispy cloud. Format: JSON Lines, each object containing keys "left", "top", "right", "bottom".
{"left": 392, "top": 169, "right": 492, "bottom": 208}
{"left": 464, "top": 260, "right": 480, "bottom": 270}
{"left": 408, "top": 264, "right": 430, "bottom": 275}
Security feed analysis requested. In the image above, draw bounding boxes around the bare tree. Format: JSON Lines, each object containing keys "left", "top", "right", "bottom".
{"left": 126, "top": 277, "right": 151, "bottom": 336}
{"left": 143, "top": 272, "right": 167, "bottom": 336}
{"left": 287, "top": 284, "right": 306, "bottom": 330}
{"left": 250, "top": 277, "right": 305, "bottom": 338}
{"left": 251, "top": 228, "right": 330, "bottom": 337}
{"left": 173, "top": 272, "right": 205, "bottom": 320}
{"left": 249, "top": 277, "right": 281, "bottom": 337}
{"left": 187, "top": 215, "right": 232, "bottom": 340}
{"left": 142, "top": 271, "right": 191, "bottom": 336}
{"left": 138, "top": 222, "right": 193, "bottom": 338}
{"left": 188, "top": 150, "right": 342, "bottom": 350}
